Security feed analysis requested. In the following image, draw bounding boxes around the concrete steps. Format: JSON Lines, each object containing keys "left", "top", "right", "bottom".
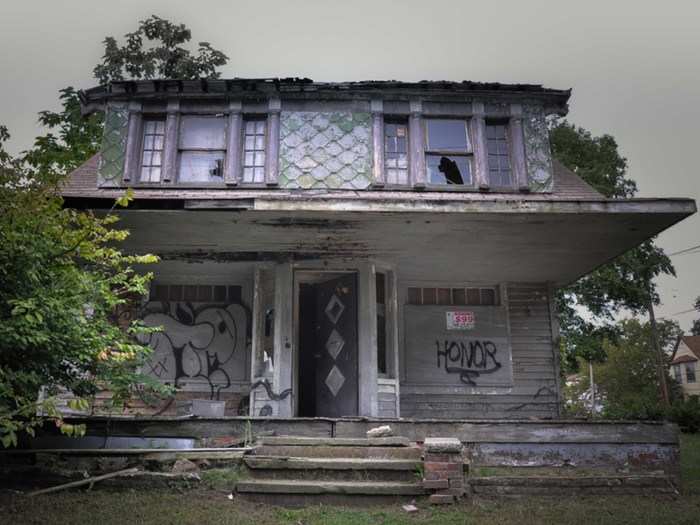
{"left": 245, "top": 456, "right": 420, "bottom": 481}
{"left": 236, "top": 435, "right": 426, "bottom": 505}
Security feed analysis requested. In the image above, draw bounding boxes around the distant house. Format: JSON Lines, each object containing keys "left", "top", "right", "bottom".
{"left": 670, "top": 336, "right": 700, "bottom": 398}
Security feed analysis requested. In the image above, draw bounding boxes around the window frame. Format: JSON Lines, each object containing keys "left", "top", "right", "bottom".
{"left": 423, "top": 118, "right": 475, "bottom": 188}
{"left": 176, "top": 114, "right": 229, "bottom": 185}
{"left": 136, "top": 115, "right": 167, "bottom": 185}
{"left": 686, "top": 363, "right": 697, "bottom": 384}
{"left": 241, "top": 115, "right": 268, "bottom": 185}
{"left": 383, "top": 117, "right": 410, "bottom": 186}
{"left": 485, "top": 119, "right": 515, "bottom": 190}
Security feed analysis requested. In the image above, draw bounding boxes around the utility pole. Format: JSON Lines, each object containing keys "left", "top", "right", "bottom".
{"left": 588, "top": 360, "right": 596, "bottom": 415}
{"left": 647, "top": 283, "right": 670, "bottom": 407}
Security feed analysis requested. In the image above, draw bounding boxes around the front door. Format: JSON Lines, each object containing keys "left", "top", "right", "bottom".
{"left": 314, "top": 274, "right": 358, "bottom": 417}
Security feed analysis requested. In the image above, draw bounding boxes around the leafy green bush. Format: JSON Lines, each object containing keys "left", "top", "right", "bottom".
{"left": 667, "top": 397, "right": 700, "bottom": 433}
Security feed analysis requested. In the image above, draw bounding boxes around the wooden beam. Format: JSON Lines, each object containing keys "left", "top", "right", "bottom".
{"left": 162, "top": 99, "right": 180, "bottom": 183}
{"left": 224, "top": 101, "right": 243, "bottom": 186}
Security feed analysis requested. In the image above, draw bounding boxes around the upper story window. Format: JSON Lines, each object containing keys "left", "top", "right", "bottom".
{"left": 242, "top": 118, "right": 267, "bottom": 184}
{"left": 384, "top": 120, "right": 409, "bottom": 185}
{"left": 424, "top": 119, "right": 472, "bottom": 186}
{"left": 178, "top": 115, "right": 227, "bottom": 183}
{"left": 140, "top": 118, "right": 165, "bottom": 182}
{"left": 686, "top": 363, "right": 697, "bottom": 383}
{"left": 486, "top": 121, "right": 512, "bottom": 188}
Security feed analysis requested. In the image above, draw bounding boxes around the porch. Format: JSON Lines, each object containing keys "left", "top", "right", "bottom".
{"left": 104, "top": 196, "right": 693, "bottom": 420}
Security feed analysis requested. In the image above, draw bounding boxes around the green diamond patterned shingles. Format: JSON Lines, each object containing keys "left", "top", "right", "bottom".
{"left": 98, "top": 105, "right": 129, "bottom": 187}
{"left": 280, "top": 112, "right": 372, "bottom": 190}
{"left": 523, "top": 104, "right": 554, "bottom": 193}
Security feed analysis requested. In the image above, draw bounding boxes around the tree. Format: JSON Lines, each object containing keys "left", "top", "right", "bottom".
{"left": 0, "top": 127, "right": 164, "bottom": 446}
{"left": 1, "top": 16, "right": 228, "bottom": 447}
{"left": 591, "top": 319, "right": 682, "bottom": 419}
{"left": 550, "top": 122, "right": 675, "bottom": 370}
{"left": 21, "top": 15, "right": 229, "bottom": 179}
{"left": 691, "top": 297, "right": 700, "bottom": 336}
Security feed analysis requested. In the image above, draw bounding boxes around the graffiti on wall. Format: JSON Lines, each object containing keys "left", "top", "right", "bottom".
{"left": 436, "top": 339, "right": 502, "bottom": 386}
{"left": 138, "top": 301, "right": 248, "bottom": 399}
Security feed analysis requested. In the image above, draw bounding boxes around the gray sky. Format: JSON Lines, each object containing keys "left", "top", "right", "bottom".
{"left": 2, "top": 0, "right": 698, "bottom": 330}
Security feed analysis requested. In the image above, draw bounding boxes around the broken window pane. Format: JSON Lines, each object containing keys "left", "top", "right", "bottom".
{"left": 179, "top": 151, "right": 225, "bottom": 182}
{"left": 426, "top": 155, "right": 472, "bottom": 185}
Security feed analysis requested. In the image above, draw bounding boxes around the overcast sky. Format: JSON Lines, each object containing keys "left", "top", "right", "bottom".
{"left": 1, "top": 0, "right": 698, "bottom": 330}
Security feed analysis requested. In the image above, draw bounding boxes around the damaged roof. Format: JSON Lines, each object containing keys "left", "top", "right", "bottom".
{"left": 79, "top": 77, "right": 571, "bottom": 115}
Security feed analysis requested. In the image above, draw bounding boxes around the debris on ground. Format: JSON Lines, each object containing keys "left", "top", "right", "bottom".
{"left": 366, "top": 425, "right": 393, "bottom": 438}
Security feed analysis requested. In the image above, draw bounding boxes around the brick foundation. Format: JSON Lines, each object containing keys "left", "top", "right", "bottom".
{"left": 422, "top": 437, "right": 466, "bottom": 504}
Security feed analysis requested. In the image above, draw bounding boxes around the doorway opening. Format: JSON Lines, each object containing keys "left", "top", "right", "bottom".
{"left": 296, "top": 272, "right": 358, "bottom": 418}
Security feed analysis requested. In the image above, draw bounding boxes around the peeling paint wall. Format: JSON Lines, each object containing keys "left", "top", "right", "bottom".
{"left": 278, "top": 111, "right": 373, "bottom": 189}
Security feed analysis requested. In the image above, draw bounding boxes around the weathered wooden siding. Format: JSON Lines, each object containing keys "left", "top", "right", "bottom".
{"left": 399, "top": 283, "right": 559, "bottom": 419}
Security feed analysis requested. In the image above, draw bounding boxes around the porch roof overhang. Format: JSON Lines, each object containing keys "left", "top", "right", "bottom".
{"left": 71, "top": 193, "right": 695, "bottom": 286}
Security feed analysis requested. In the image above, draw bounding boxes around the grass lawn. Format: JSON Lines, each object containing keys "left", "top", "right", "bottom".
{"left": 2, "top": 434, "right": 700, "bottom": 525}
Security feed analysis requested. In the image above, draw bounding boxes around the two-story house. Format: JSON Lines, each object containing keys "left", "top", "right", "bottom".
{"left": 63, "top": 78, "right": 695, "bottom": 420}
{"left": 671, "top": 335, "right": 700, "bottom": 398}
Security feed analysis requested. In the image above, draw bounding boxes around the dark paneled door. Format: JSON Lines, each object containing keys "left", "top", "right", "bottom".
{"left": 314, "top": 273, "right": 358, "bottom": 417}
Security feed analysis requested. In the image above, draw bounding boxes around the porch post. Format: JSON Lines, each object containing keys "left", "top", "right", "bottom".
{"left": 357, "top": 262, "right": 379, "bottom": 416}
{"left": 273, "top": 263, "right": 294, "bottom": 417}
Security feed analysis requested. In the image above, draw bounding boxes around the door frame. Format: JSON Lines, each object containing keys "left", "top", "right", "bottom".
{"left": 292, "top": 265, "right": 358, "bottom": 417}
{"left": 294, "top": 270, "right": 358, "bottom": 417}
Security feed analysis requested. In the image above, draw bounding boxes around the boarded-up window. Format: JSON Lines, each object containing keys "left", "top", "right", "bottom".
{"left": 140, "top": 119, "right": 165, "bottom": 182}
{"left": 407, "top": 286, "right": 499, "bottom": 306}
{"left": 242, "top": 118, "right": 267, "bottom": 183}
{"left": 486, "top": 121, "right": 512, "bottom": 187}
{"left": 384, "top": 120, "right": 409, "bottom": 185}
{"left": 178, "top": 116, "right": 227, "bottom": 183}
{"left": 424, "top": 119, "right": 473, "bottom": 186}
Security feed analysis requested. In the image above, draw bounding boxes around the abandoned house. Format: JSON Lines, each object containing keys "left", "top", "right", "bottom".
{"left": 62, "top": 78, "right": 696, "bottom": 421}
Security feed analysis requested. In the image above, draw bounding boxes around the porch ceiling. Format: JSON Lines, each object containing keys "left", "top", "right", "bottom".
{"left": 114, "top": 198, "right": 695, "bottom": 285}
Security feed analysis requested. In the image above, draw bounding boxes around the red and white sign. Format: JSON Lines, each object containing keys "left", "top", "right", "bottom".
{"left": 446, "top": 311, "right": 475, "bottom": 330}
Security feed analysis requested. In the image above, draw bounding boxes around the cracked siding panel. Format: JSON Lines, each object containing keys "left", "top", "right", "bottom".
{"left": 523, "top": 105, "right": 554, "bottom": 193}
{"left": 98, "top": 104, "right": 129, "bottom": 187}
{"left": 279, "top": 111, "right": 372, "bottom": 190}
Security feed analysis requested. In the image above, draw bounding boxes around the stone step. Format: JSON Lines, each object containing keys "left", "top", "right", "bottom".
{"left": 244, "top": 456, "right": 420, "bottom": 482}
{"left": 258, "top": 436, "right": 411, "bottom": 447}
{"left": 236, "top": 479, "right": 427, "bottom": 496}
{"left": 253, "top": 444, "right": 422, "bottom": 460}
{"left": 470, "top": 475, "right": 678, "bottom": 496}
